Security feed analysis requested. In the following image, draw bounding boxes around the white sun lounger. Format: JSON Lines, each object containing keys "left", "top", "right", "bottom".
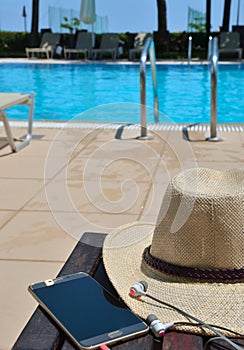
{"left": 92, "top": 34, "right": 120, "bottom": 60}
{"left": 129, "top": 32, "right": 151, "bottom": 61}
{"left": 0, "top": 92, "right": 34, "bottom": 152}
{"left": 219, "top": 32, "right": 243, "bottom": 61}
{"left": 26, "top": 33, "right": 61, "bottom": 59}
{"left": 64, "top": 32, "right": 93, "bottom": 60}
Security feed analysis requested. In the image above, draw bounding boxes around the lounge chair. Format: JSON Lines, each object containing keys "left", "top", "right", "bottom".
{"left": 92, "top": 34, "right": 120, "bottom": 60}
{"left": 0, "top": 93, "right": 34, "bottom": 152}
{"left": 64, "top": 32, "right": 93, "bottom": 60}
{"left": 129, "top": 33, "right": 151, "bottom": 61}
{"left": 26, "top": 33, "right": 61, "bottom": 59}
{"left": 219, "top": 32, "right": 243, "bottom": 61}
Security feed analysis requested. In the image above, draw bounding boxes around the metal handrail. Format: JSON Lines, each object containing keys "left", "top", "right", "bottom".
{"left": 206, "top": 37, "right": 222, "bottom": 142}
{"left": 138, "top": 36, "right": 158, "bottom": 139}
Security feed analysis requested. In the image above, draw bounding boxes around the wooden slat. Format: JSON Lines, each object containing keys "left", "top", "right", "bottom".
{"left": 62, "top": 334, "right": 155, "bottom": 350}
{"left": 207, "top": 337, "right": 244, "bottom": 349}
{"left": 12, "top": 307, "right": 61, "bottom": 350}
{"left": 162, "top": 332, "right": 203, "bottom": 349}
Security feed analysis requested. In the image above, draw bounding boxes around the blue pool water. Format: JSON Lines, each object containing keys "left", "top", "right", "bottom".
{"left": 0, "top": 63, "right": 243, "bottom": 124}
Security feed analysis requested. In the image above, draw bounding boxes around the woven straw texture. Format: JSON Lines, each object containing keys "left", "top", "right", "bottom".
{"left": 103, "top": 168, "right": 244, "bottom": 337}
{"left": 152, "top": 168, "right": 243, "bottom": 271}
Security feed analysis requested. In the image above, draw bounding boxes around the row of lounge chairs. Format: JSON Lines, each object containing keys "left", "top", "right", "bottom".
{"left": 64, "top": 32, "right": 121, "bottom": 60}
{"left": 25, "top": 31, "right": 243, "bottom": 61}
{"left": 25, "top": 32, "right": 123, "bottom": 60}
{"left": 25, "top": 32, "right": 152, "bottom": 61}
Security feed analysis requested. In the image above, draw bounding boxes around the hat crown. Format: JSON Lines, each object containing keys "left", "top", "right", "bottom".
{"left": 150, "top": 168, "right": 244, "bottom": 271}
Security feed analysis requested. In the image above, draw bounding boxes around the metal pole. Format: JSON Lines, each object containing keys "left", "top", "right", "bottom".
{"left": 149, "top": 40, "right": 159, "bottom": 123}
{"left": 138, "top": 36, "right": 158, "bottom": 140}
{"left": 188, "top": 36, "right": 192, "bottom": 64}
{"left": 206, "top": 37, "right": 222, "bottom": 142}
{"left": 22, "top": 6, "right": 27, "bottom": 32}
{"left": 207, "top": 36, "right": 212, "bottom": 61}
{"left": 140, "top": 60, "right": 148, "bottom": 139}
{"left": 237, "top": 0, "right": 240, "bottom": 25}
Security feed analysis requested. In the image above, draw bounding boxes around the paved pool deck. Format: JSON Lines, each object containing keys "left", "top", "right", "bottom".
{"left": 0, "top": 120, "right": 243, "bottom": 349}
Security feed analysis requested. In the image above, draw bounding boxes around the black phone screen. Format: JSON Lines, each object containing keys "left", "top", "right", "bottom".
{"left": 29, "top": 272, "right": 148, "bottom": 349}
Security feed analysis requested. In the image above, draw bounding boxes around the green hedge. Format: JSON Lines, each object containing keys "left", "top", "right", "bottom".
{"left": 0, "top": 31, "right": 214, "bottom": 59}
{"left": 0, "top": 31, "right": 31, "bottom": 57}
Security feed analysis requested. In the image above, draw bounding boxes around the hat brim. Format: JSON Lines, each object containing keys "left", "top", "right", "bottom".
{"left": 103, "top": 222, "right": 244, "bottom": 337}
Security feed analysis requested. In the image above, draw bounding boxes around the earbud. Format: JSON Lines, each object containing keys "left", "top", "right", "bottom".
{"left": 129, "top": 281, "right": 240, "bottom": 350}
{"left": 129, "top": 280, "right": 148, "bottom": 297}
{"left": 146, "top": 314, "right": 174, "bottom": 337}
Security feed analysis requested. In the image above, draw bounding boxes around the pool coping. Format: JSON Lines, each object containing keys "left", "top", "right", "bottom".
{"left": 9, "top": 120, "right": 244, "bottom": 133}
{"left": 0, "top": 58, "right": 243, "bottom": 65}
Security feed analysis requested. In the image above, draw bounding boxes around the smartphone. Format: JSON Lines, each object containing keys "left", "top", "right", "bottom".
{"left": 28, "top": 272, "right": 148, "bottom": 349}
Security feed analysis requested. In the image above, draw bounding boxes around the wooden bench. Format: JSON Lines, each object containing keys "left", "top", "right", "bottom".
{"left": 12, "top": 232, "right": 244, "bottom": 350}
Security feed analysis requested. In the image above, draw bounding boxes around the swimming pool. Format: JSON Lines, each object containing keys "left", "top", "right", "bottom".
{"left": 0, "top": 63, "right": 243, "bottom": 124}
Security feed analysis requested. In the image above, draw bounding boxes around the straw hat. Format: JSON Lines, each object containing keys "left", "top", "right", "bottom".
{"left": 103, "top": 168, "right": 244, "bottom": 337}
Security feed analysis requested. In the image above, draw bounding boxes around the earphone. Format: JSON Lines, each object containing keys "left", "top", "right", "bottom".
{"left": 129, "top": 281, "right": 148, "bottom": 297}
{"left": 146, "top": 314, "right": 174, "bottom": 337}
{"left": 129, "top": 281, "right": 243, "bottom": 350}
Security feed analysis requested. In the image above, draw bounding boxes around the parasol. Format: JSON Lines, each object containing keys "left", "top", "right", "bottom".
{"left": 80, "top": 0, "right": 96, "bottom": 46}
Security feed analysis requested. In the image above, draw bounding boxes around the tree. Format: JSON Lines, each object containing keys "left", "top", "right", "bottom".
{"left": 206, "top": 0, "right": 211, "bottom": 33}
{"left": 221, "top": 0, "right": 231, "bottom": 32}
{"left": 30, "top": 0, "right": 39, "bottom": 46}
{"left": 157, "top": 0, "right": 167, "bottom": 32}
{"left": 31, "top": 0, "right": 39, "bottom": 34}
{"left": 188, "top": 17, "right": 206, "bottom": 33}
